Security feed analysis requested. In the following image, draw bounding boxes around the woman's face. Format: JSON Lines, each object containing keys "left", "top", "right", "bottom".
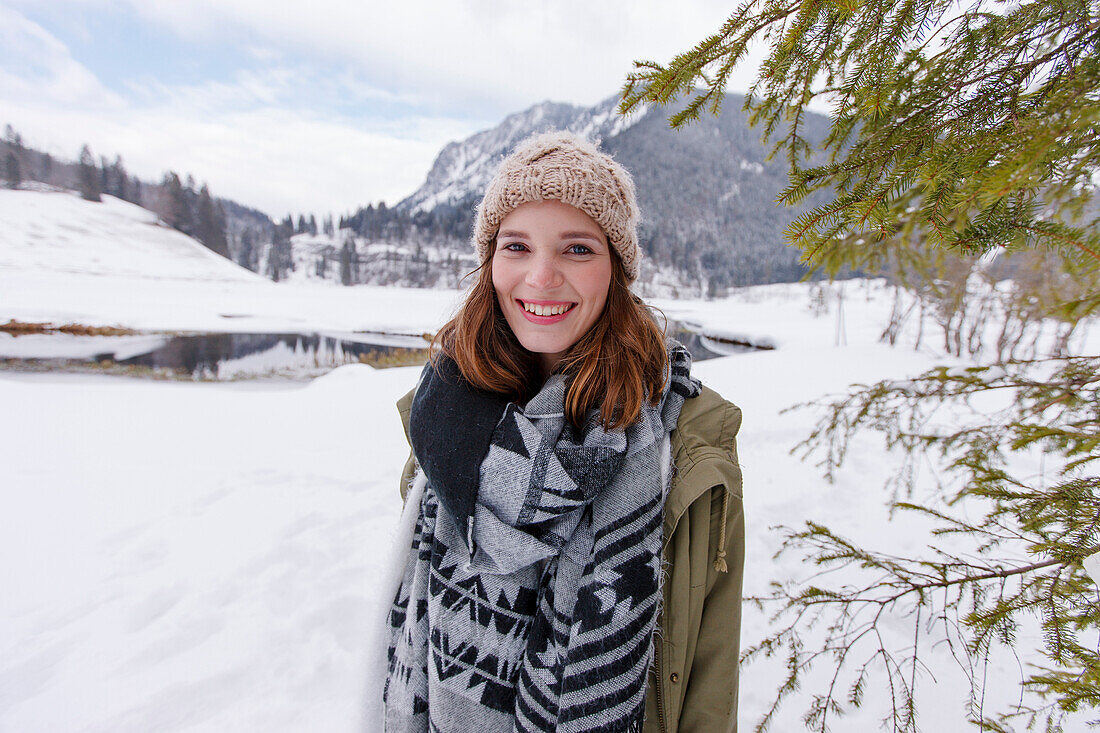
{"left": 491, "top": 199, "right": 613, "bottom": 376}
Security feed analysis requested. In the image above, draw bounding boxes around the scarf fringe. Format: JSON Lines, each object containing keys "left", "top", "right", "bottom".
{"left": 363, "top": 470, "right": 428, "bottom": 731}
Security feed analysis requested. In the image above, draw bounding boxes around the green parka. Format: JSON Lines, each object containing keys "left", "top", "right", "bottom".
{"left": 395, "top": 383, "right": 744, "bottom": 733}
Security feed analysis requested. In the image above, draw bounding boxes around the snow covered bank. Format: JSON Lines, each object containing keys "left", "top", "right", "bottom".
{"left": 1, "top": 365, "right": 419, "bottom": 732}
{"left": 5, "top": 281, "right": 1095, "bottom": 731}
{"left": 3, "top": 187, "right": 1097, "bottom": 730}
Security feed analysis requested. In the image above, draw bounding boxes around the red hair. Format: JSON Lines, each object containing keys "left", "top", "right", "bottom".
{"left": 431, "top": 252, "right": 667, "bottom": 430}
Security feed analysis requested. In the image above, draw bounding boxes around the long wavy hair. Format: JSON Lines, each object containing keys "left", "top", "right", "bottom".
{"left": 430, "top": 249, "right": 668, "bottom": 431}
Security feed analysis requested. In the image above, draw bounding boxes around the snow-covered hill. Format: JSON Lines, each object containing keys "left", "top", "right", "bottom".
{"left": 0, "top": 189, "right": 262, "bottom": 282}
{"left": 0, "top": 188, "right": 462, "bottom": 335}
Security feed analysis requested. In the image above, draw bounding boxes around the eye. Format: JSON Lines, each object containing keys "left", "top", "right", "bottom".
{"left": 499, "top": 241, "right": 528, "bottom": 253}
{"left": 567, "top": 243, "right": 594, "bottom": 255}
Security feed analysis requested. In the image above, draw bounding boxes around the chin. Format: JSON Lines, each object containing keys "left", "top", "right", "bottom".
{"left": 516, "top": 335, "right": 569, "bottom": 357}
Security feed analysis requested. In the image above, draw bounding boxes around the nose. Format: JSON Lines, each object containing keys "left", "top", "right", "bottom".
{"left": 524, "top": 253, "right": 563, "bottom": 290}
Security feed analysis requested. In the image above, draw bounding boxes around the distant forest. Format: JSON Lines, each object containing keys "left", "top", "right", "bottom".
{"left": 2, "top": 123, "right": 244, "bottom": 266}
{"left": 0, "top": 124, "right": 477, "bottom": 287}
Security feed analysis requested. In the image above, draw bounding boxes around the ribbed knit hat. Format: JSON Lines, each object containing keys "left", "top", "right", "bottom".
{"left": 473, "top": 131, "right": 641, "bottom": 281}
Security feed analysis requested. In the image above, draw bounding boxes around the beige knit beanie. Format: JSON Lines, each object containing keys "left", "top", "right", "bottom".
{"left": 472, "top": 131, "right": 641, "bottom": 281}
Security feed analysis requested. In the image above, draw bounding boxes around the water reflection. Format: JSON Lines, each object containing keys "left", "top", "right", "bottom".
{"left": 0, "top": 321, "right": 765, "bottom": 380}
{"left": 0, "top": 331, "right": 430, "bottom": 379}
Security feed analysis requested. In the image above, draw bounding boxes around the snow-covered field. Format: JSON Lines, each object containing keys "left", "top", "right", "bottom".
{"left": 2, "top": 189, "right": 1096, "bottom": 731}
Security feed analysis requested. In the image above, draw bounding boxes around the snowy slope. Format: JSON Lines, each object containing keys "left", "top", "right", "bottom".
{"left": 2, "top": 281, "right": 1096, "bottom": 732}
{"left": 0, "top": 189, "right": 262, "bottom": 282}
{"left": 0, "top": 189, "right": 463, "bottom": 335}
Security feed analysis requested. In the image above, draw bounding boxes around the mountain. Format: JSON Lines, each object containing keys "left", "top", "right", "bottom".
{"left": 398, "top": 96, "right": 639, "bottom": 214}
{"left": 2, "top": 93, "right": 833, "bottom": 294}
{"left": 391, "top": 92, "right": 832, "bottom": 292}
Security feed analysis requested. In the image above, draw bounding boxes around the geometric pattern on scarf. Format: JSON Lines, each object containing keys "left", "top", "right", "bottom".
{"left": 384, "top": 343, "right": 700, "bottom": 733}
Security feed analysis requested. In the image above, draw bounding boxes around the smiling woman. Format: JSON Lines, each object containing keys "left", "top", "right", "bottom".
{"left": 492, "top": 199, "right": 613, "bottom": 378}
{"left": 370, "top": 131, "right": 745, "bottom": 733}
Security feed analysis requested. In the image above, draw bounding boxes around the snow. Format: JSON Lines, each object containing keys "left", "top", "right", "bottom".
{"left": 0, "top": 333, "right": 172, "bottom": 360}
{"left": 0, "top": 189, "right": 463, "bottom": 335}
{"left": 401, "top": 94, "right": 646, "bottom": 215}
{"left": 1, "top": 189, "right": 1097, "bottom": 731}
{"left": 652, "top": 280, "right": 886, "bottom": 351}
{"left": 1, "top": 269, "right": 461, "bottom": 336}
{"left": 0, "top": 367, "right": 415, "bottom": 733}
{"left": 0, "top": 190, "right": 259, "bottom": 282}
{"left": 1086, "top": 552, "right": 1100, "bottom": 586}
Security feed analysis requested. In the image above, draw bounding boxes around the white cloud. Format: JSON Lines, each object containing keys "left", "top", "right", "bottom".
{"left": 0, "top": 7, "right": 485, "bottom": 215}
{"left": 3, "top": 81, "right": 481, "bottom": 217}
{"left": 0, "top": 1, "right": 767, "bottom": 217}
{"left": 0, "top": 5, "right": 125, "bottom": 110}
{"left": 99, "top": 0, "right": 754, "bottom": 114}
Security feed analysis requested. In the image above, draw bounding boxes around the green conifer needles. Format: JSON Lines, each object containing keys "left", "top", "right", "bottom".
{"left": 758, "top": 358, "right": 1100, "bottom": 731}
{"left": 622, "top": 1, "right": 1100, "bottom": 729}
{"left": 619, "top": 0, "right": 1100, "bottom": 267}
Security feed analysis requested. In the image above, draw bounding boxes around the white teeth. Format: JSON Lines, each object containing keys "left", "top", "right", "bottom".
{"left": 522, "top": 301, "right": 571, "bottom": 316}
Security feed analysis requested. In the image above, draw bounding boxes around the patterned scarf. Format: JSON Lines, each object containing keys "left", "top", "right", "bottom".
{"left": 384, "top": 343, "right": 700, "bottom": 733}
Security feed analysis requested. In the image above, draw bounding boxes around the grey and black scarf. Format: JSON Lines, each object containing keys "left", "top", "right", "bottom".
{"left": 384, "top": 343, "right": 700, "bottom": 733}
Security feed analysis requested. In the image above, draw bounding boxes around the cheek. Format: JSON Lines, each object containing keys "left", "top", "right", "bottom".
{"left": 490, "top": 259, "right": 511, "bottom": 300}
{"left": 580, "top": 263, "right": 613, "bottom": 308}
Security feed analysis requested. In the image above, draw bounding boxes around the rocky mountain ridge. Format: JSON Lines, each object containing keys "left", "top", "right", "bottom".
{"left": 397, "top": 96, "right": 646, "bottom": 214}
{"left": 3, "top": 91, "right": 832, "bottom": 295}
{"left": 385, "top": 91, "right": 830, "bottom": 292}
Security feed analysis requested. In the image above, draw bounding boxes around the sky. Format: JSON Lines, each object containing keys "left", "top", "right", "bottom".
{"left": 0, "top": 0, "right": 761, "bottom": 220}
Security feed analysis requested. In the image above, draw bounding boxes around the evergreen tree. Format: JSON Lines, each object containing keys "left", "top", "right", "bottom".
{"left": 237, "top": 228, "right": 257, "bottom": 272}
{"left": 4, "top": 151, "right": 20, "bottom": 188}
{"left": 266, "top": 216, "right": 295, "bottom": 282}
{"left": 621, "top": 1, "right": 1099, "bottom": 263}
{"left": 3, "top": 125, "right": 24, "bottom": 190}
{"left": 195, "top": 184, "right": 230, "bottom": 258}
{"left": 40, "top": 153, "right": 53, "bottom": 183}
{"left": 339, "top": 237, "right": 355, "bottom": 286}
{"left": 99, "top": 155, "right": 110, "bottom": 197}
{"left": 108, "top": 155, "right": 130, "bottom": 201}
{"left": 622, "top": 2, "right": 1100, "bottom": 730}
{"left": 214, "top": 201, "right": 228, "bottom": 252}
{"left": 158, "top": 172, "right": 189, "bottom": 232}
{"left": 308, "top": 214, "right": 318, "bottom": 236}
{"left": 77, "top": 145, "right": 101, "bottom": 202}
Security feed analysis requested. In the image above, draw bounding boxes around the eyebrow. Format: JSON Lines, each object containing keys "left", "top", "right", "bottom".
{"left": 497, "top": 229, "right": 604, "bottom": 242}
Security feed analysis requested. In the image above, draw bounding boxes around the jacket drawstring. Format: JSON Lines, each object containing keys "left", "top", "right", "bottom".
{"left": 713, "top": 485, "right": 730, "bottom": 573}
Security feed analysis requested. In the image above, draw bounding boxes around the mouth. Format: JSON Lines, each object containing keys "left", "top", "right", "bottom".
{"left": 517, "top": 299, "right": 576, "bottom": 317}
{"left": 515, "top": 299, "right": 577, "bottom": 323}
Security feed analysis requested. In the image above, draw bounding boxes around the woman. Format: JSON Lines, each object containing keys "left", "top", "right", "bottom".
{"left": 375, "top": 132, "right": 744, "bottom": 733}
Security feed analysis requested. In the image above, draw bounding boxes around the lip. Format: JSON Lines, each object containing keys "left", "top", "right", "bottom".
{"left": 516, "top": 298, "right": 576, "bottom": 324}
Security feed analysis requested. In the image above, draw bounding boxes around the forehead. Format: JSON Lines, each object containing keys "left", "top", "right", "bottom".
{"left": 497, "top": 199, "right": 606, "bottom": 240}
